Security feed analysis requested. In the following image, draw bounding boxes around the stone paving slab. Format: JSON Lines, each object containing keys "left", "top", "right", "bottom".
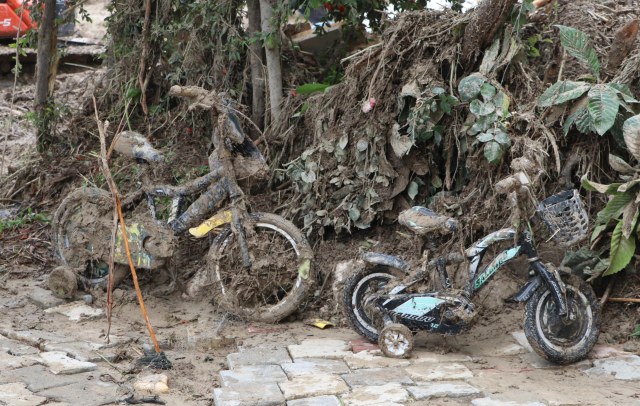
{"left": 42, "top": 342, "right": 114, "bottom": 363}
{"left": 38, "top": 351, "right": 97, "bottom": 375}
{"left": 472, "top": 398, "right": 547, "bottom": 406}
{"left": 1, "top": 330, "right": 75, "bottom": 346}
{"left": 44, "top": 302, "right": 104, "bottom": 322}
{"left": 288, "top": 339, "right": 351, "bottom": 360}
{"left": 227, "top": 347, "right": 292, "bottom": 369}
{"left": 282, "top": 358, "right": 350, "bottom": 378}
{"left": 2, "top": 365, "right": 92, "bottom": 392}
{"left": 0, "top": 351, "right": 41, "bottom": 369}
{"left": 36, "top": 382, "right": 118, "bottom": 406}
{"left": 27, "top": 287, "right": 67, "bottom": 309}
{"left": 510, "top": 332, "right": 534, "bottom": 353}
{"left": 412, "top": 351, "right": 473, "bottom": 363}
{"left": 278, "top": 373, "right": 349, "bottom": 401}
{"left": 286, "top": 395, "right": 341, "bottom": 406}
{"left": 583, "top": 354, "right": 640, "bottom": 380}
{"left": 341, "top": 367, "right": 414, "bottom": 388}
{"left": 405, "top": 363, "right": 474, "bottom": 382}
{"left": 220, "top": 365, "right": 288, "bottom": 387}
{"left": 343, "top": 351, "right": 411, "bottom": 370}
{"left": 0, "top": 336, "right": 40, "bottom": 356}
{"left": 341, "top": 383, "right": 410, "bottom": 406}
{"left": 213, "top": 382, "right": 285, "bottom": 406}
{"left": 489, "top": 344, "right": 525, "bottom": 357}
{"left": 0, "top": 382, "right": 47, "bottom": 406}
{"left": 407, "top": 381, "right": 482, "bottom": 399}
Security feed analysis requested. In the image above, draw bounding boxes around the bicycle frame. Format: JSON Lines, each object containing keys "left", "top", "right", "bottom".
{"left": 363, "top": 227, "right": 568, "bottom": 315}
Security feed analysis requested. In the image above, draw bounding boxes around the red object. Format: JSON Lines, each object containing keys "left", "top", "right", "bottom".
{"left": 291, "top": 90, "right": 297, "bottom": 97}
{"left": 77, "top": 156, "right": 82, "bottom": 160}
{"left": 324, "top": 3, "right": 331, "bottom": 11}
{"left": 1, "top": 0, "right": 35, "bottom": 37}
{"left": 338, "top": 5, "right": 346, "bottom": 11}
{"left": 349, "top": 338, "right": 380, "bottom": 353}
{"left": 188, "top": 128, "right": 192, "bottom": 132}
{"left": 223, "top": 69, "right": 226, "bottom": 74}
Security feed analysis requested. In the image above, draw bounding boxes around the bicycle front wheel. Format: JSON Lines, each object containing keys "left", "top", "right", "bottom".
{"left": 207, "top": 212, "right": 314, "bottom": 323}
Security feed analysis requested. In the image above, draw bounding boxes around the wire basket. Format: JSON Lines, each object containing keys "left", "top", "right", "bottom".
{"left": 537, "top": 189, "right": 588, "bottom": 248}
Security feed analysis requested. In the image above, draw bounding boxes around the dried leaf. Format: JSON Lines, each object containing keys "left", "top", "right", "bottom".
{"left": 623, "top": 114, "right": 640, "bottom": 162}
{"left": 609, "top": 154, "right": 636, "bottom": 174}
{"left": 480, "top": 38, "right": 501, "bottom": 76}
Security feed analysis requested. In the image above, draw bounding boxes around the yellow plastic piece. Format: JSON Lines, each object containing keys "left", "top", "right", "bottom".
{"left": 189, "top": 210, "right": 233, "bottom": 238}
{"left": 308, "top": 319, "right": 335, "bottom": 329}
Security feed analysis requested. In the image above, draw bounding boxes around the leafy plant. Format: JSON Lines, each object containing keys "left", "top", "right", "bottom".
{"left": 582, "top": 114, "right": 640, "bottom": 276}
{"left": 0, "top": 208, "right": 51, "bottom": 233}
{"left": 406, "top": 87, "right": 460, "bottom": 145}
{"left": 537, "top": 26, "right": 640, "bottom": 136}
{"left": 459, "top": 74, "right": 511, "bottom": 163}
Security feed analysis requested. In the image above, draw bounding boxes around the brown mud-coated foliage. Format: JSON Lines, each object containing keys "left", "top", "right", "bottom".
{"left": 607, "top": 19, "right": 639, "bottom": 72}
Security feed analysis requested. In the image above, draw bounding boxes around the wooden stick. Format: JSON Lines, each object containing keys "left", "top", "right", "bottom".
{"left": 93, "top": 96, "right": 161, "bottom": 354}
{"left": 606, "top": 297, "right": 640, "bottom": 303}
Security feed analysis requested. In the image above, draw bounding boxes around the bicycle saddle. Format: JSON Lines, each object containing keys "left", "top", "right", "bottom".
{"left": 113, "top": 131, "right": 164, "bottom": 163}
{"left": 398, "top": 206, "right": 458, "bottom": 234}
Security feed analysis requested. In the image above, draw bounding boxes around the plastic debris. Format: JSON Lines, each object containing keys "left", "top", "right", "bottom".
{"left": 306, "top": 319, "right": 335, "bottom": 329}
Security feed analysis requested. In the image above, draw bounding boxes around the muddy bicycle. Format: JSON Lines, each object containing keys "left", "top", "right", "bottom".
{"left": 344, "top": 172, "right": 601, "bottom": 364}
{"left": 50, "top": 87, "right": 314, "bottom": 323}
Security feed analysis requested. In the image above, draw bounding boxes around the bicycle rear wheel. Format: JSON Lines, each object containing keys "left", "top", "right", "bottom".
{"left": 207, "top": 212, "right": 314, "bottom": 323}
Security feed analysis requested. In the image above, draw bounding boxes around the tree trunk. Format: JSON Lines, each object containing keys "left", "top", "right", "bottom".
{"left": 34, "top": 0, "right": 59, "bottom": 152}
{"left": 259, "top": 0, "right": 283, "bottom": 123}
{"left": 461, "top": 0, "right": 516, "bottom": 70}
{"left": 248, "top": 0, "right": 266, "bottom": 137}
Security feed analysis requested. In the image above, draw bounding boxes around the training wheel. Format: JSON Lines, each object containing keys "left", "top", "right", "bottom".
{"left": 48, "top": 266, "right": 78, "bottom": 299}
{"left": 378, "top": 323, "right": 414, "bottom": 359}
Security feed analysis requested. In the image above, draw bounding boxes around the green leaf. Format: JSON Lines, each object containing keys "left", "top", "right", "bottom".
{"left": 594, "top": 192, "right": 633, "bottom": 228}
{"left": 527, "top": 47, "right": 540, "bottom": 57}
{"left": 432, "top": 87, "right": 445, "bottom": 94}
{"left": 295, "top": 83, "right": 330, "bottom": 94}
{"left": 477, "top": 132, "right": 494, "bottom": 142}
{"left": 555, "top": 25, "right": 600, "bottom": 78}
{"left": 470, "top": 100, "right": 496, "bottom": 116}
{"left": 470, "top": 113, "right": 498, "bottom": 134}
{"left": 494, "top": 130, "right": 510, "bottom": 144}
{"left": 440, "top": 100, "right": 451, "bottom": 114}
{"left": 480, "top": 83, "right": 496, "bottom": 102}
{"left": 591, "top": 224, "right": 608, "bottom": 242}
{"left": 492, "top": 92, "right": 510, "bottom": 117}
{"left": 575, "top": 105, "right": 596, "bottom": 134}
{"left": 349, "top": 207, "right": 361, "bottom": 221}
{"left": 538, "top": 81, "right": 591, "bottom": 107}
{"left": 623, "top": 114, "right": 640, "bottom": 163}
{"left": 407, "top": 181, "right": 419, "bottom": 200}
{"left": 292, "top": 102, "right": 310, "bottom": 117}
{"left": 588, "top": 85, "right": 620, "bottom": 135}
{"left": 484, "top": 141, "right": 503, "bottom": 163}
{"left": 609, "top": 154, "right": 636, "bottom": 174}
{"left": 608, "top": 83, "right": 638, "bottom": 103}
{"left": 581, "top": 175, "right": 624, "bottom": 195}
{"left": 604, "top": 221, "right": 635, "bottom": 276}
{"left": 126, "top": 88, "right": 142, "bottom": 99}
{"left": 458, "top": 74, "right": 485, "bottom": 101}
{"left": 431, "top": 174, "right": 442, "bottom": 188}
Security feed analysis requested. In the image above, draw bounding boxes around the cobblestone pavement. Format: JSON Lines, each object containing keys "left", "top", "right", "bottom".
{"left": 0, "top": 281, "right": 639, "bottom": 406}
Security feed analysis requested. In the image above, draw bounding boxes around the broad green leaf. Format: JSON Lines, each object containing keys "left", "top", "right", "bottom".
{"left": 477, "top": 132, "right": 494, "bottom": 142}
{"left": 623, "top": 115, "right": 640, "bottom": 162}
{"left": 591, "top": 223, "right": 608, "bottom": 242}
{"left": 608, "top": 83, "right": 638, "bottom": 103}
{"left": 494, "top": 130, "right": 510, "bottom": 144}
{"left": 440, "top": 100, "right": 451, "bottom": 113}
{"left": 480, "top": 83, "right": 496, "bottom": 102}
{"left": 126, "top": 88, "right": 142, "bottom": 99}
{"left": 594, "top": 192, "right": 633, "bottom": 228}
{"left": 349, "top": 207, "right": 361, "bottom": 221}
{"left": 555, "top": 25, "right": 600, "bottom": 78}
{"left": 432, "top": 87, "right": 445, "bottom": 94}
{"left": 458, "top": 74, "right": 485, "bottom": 101}
{"left": 538, "top": 81, "right": 591, "bottom": 107}
{"left": 575, "top": 105, "right": 596, "bottom": 134}
{"left": 493, "top": 92, "right": 510, "bottom": 117}
{"left": 295, "top": 83, "right": 330, "bottom": 94}
{"left": 588, "top": 85, "right": 620, "bottom": 135}
{"left": 470, "top": 100, "right": 496, "bottom": 116}
{"left": 610, "top": 114, "right": 627, "bottom": 148}
{"left": 470, "top": 113, "right": 498, "bottom": 134}
{"left": 604, "top": 221, "right": 635, "bottom": 276}
{"left": 609, "top": 154, "right": 636, "bottom": 174}
{"left": 484, "top": 141, "right": 503, "bottom": 163}
{"left": 581, "top": 175, "right": 623, "bottom": 195}
{"left": 407, "top": 181, "right": 419, "bottom": 200}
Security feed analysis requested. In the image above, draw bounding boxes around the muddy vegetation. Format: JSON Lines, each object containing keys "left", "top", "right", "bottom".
{"left": 1, "top": 0, "right": 640, "bottom": 352}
